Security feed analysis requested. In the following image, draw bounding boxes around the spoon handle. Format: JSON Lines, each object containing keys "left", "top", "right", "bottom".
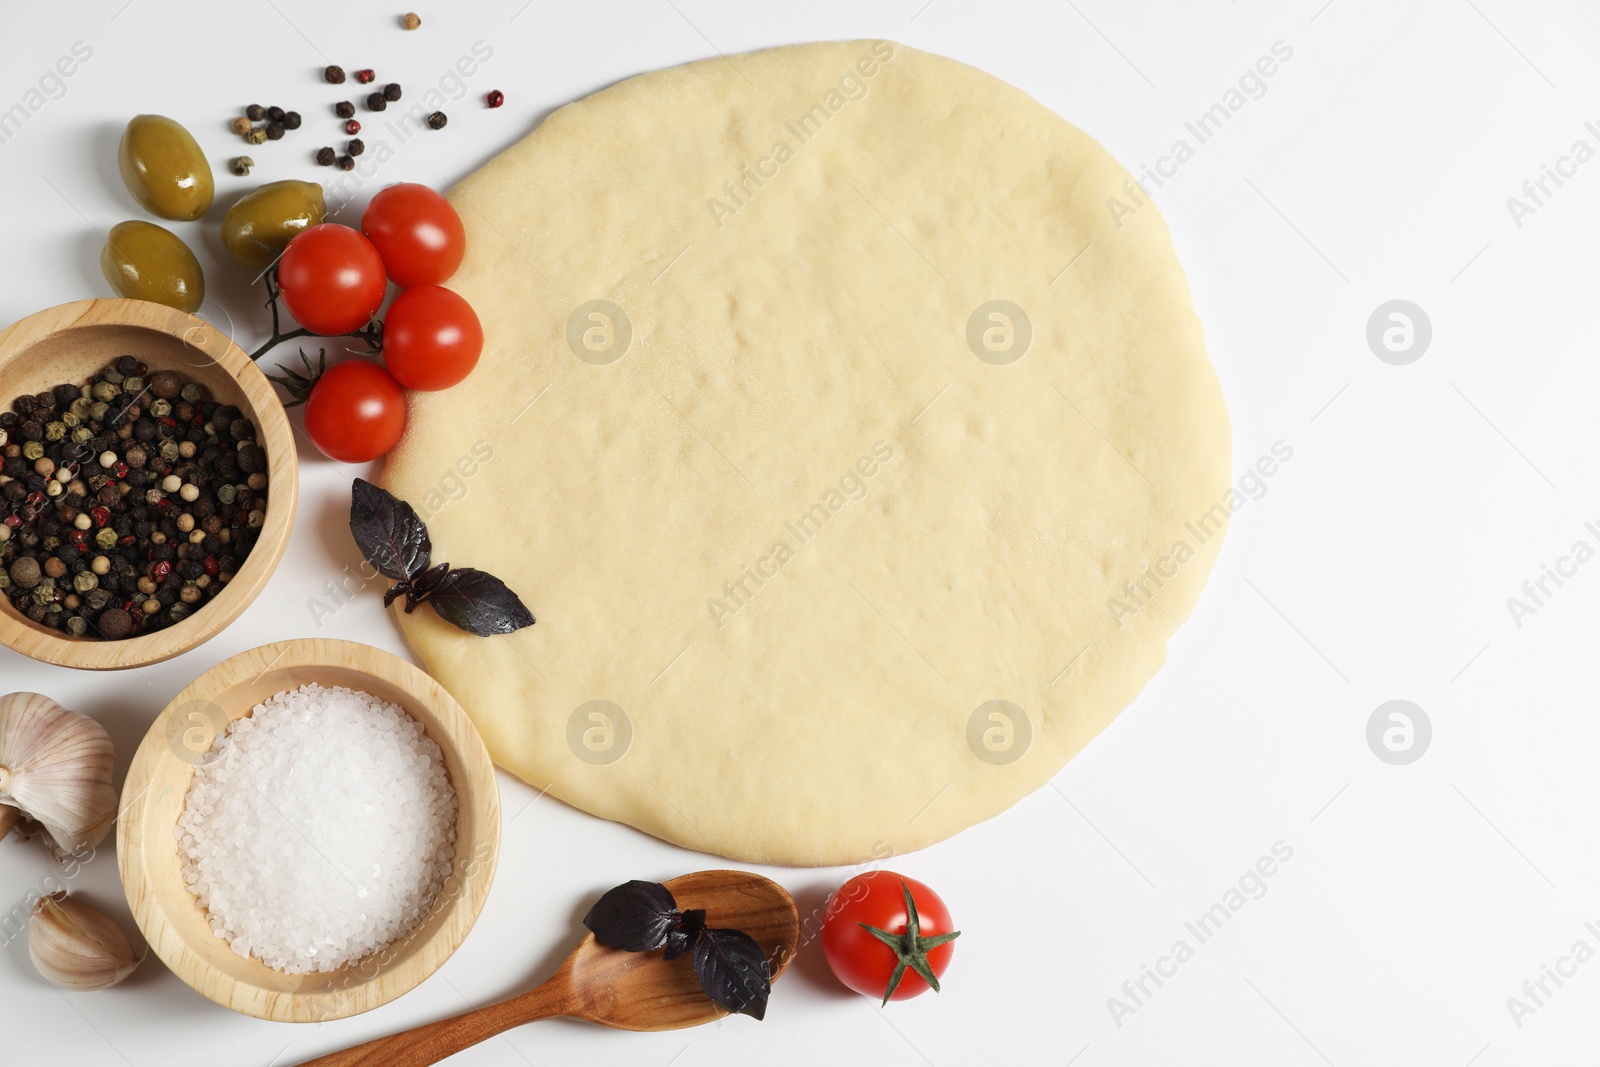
{"left": 291, "top": 978, "right": 574, "bottom": 1067}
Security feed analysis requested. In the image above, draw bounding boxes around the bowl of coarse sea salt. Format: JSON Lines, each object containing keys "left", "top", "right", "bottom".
{"left": 117, "top": 638, "right": 501, "bottom": 1021}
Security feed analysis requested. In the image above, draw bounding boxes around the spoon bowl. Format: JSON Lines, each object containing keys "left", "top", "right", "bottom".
{"left": 297, "top": 870, "right": 799, "bottom": 1066}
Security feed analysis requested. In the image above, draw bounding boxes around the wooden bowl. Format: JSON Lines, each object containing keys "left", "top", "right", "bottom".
{"left": 117, "top": 639, "right": 502, "bottom": 1022}
{"left": 0, "top": 299, "right": 296, "bottom": 670}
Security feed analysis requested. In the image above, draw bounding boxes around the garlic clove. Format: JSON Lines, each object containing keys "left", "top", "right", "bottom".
{"left": 0, "top": 693, "right": 117, "bottom": 861}
{"left": 28, "top": 891, "right": 145, "bottom": 990}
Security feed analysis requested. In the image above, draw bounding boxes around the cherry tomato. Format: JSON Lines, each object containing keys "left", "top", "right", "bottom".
{"left": 361, "top": 183, "right": 466, "bottom": 287}
{"left": 303, "top": 361, "right": 406, "bottom": 463}
{"left": 277, "top": 224, "right": 387, "bottom": 336}
{"left": 382, "top": 285, "right": 483, "bottom": 391}
{"left": 820, "top": 872, "right": 959, "bottom": 1004}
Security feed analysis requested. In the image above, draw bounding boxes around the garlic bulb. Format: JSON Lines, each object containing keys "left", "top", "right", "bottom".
{"left": 0, "top": 693, "right": 117, "bottom": 861}
{"left": 28, "top": 892, "right": 144, "bottom": 990}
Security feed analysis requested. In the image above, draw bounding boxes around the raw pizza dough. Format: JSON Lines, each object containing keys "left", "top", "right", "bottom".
{"left": 384, "top": 41, "right": 1230, "bottom": 866}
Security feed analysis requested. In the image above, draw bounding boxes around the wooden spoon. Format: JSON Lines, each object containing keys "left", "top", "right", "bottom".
{"left": 295, "top": 870, "right": 800, "bottom": 1067}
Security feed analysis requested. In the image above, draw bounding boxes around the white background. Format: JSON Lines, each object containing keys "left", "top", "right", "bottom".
{"left": 2, "top": 0, "right": 1598, "bottom": 1064}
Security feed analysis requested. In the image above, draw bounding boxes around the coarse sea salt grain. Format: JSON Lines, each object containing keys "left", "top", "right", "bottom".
{"left": 176, "top": 683, "right": 458, "bottom": 974}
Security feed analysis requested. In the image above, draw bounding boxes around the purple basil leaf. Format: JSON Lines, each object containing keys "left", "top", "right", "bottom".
{"left": 583, "top": 881, "right": 681, "bottom": 952}
{"left": 663, "top": 927, "right": 695, "bottom": 961}
{"left": 663, "top": 909, "right": 706, "bottom": 961}
{"left": 692, "top": 927, "right": 771, "bottom": 1020}
{"left": 382, "top": 580, "right": 412, "bottom": 608}
{"left": 350, "top": 479, "right": 431, "bottom": 581}
{"left": 411, "top": 561, "right": 452, "bottom": 596}
{"left": 427, "top": 567, "right": 536, "bottom": 637}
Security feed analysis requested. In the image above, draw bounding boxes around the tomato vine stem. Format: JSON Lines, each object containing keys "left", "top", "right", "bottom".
{"left": 248, "top": 268, "right": 383, "bottom": 363}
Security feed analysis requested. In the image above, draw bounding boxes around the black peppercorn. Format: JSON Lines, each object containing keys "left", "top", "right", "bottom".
{"left": 337, "top": 155, "right": 355, "bottom": 171}
{"left": 383, "top": 83, "right": 402, "bottom": 102}
{"left": 366, "top": 92, "right": 387, "bottom": 112}
{"left": 266, "top": 122, "right": 285, "bottom": 141}
{"left": 427, "top": 111, "right": 448, "bottom": 130}
{"left": 283, "top": 111, "right": 302, "bottom": 130}
{"left": 267, "top": 106, "right": 285, "bottom": 122}
{"left": 325, "top": 65, "right": 346, "bottom": 84}
{"left": 316, "top": 146, "right": 336, "bottom": 166}
{"left": 348, "top": 138, "right": 365, "bottom": 157}
{"left": 246, "top": 104, "right": 266, "bottom": 121}
{"left": 335, "top": 100, "right": 355, "bottom": 119}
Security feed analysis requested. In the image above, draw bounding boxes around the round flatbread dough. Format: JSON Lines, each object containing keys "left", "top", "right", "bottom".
{"left": 384, "top": 40, "right": 1230, "bottom": 867}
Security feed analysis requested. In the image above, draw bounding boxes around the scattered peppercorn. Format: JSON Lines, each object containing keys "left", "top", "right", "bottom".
{"left": 402, "top": 12, "right": 421, "bottom": 30}
{"left": 1, "top": 360, "right": 266, "bottom": 641}
{"left": 230, "top": 116, "right": 253, "bottom": 136}
{"left": 335, "top": 100, "right": 355, "bottom": 119}
{"left": 246, "top": 104, "right": 266, "bottom": 121}
{"left": 283, "top": 111, "right": 302, "bottom": 130}
{"left": 486, "top": 90, "right": 504, "bottom": 108}
{"left": 316, "top": 146, "right": 337, "bottom": 166}
{"left": 366, "top": 92, "right": 387, "bottom": 112}
{"left": 325, "top": 65, "right": 347, "bottom": 84}
{"left": 267, "top": 106, "right": 285, "bottom": 122}
{"left": 230, "top": 156, "right": 255, "bottom": 177}
{"left": 246, "top": 127, "right": 269, "bottom": 145}
{"left": 344, "top": 119, "right": 362, "bottom": 135}
{"left": 266, "top": 121, "right": 285, "bottom": 141}
{"left": 427, "top": 111, "right": 448, "bottom": 130}
{"left": 348, "top": 138, "right": 365, "bottom": 157}
{"left": 337, "top": 155, "right": 356, "bottom": 171}
{"left": 355, "top": 69, "right": 376, "bottom": 84}
{"left": 383, "top": 83, "right": 402, "bottom": 102}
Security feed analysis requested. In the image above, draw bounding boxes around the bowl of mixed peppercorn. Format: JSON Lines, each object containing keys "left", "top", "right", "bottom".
{"left": 0, "top": 299, "right": 297, "bottom": 670}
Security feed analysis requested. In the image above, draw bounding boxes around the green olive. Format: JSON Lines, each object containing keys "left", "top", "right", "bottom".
{"left": 100, "top": 220, "right": 205, "bottom": 313}
{"left": 221, "top": 180, "right": 327, "bottom": 271}
{"left": 117, "top": 115, "right": 214, "bottom": 221}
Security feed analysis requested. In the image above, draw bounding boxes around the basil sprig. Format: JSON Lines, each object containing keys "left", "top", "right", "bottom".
{"left": 349, "top": 479, "right": 536, "bottom": 637}
{"left": 583, "top": 879, "right": 772, "bottom": 1020}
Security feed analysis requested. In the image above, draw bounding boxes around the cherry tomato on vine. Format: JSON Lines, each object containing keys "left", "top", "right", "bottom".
{"left": 303, "top": 360, "right": 406, "bottom": 463}
{"left": 361, "top": 183, "right": 466, "bottom": 287}
{"left": 821, "top": 872, "right": 959, "bottom": 1004}
{"left": 276, "top": 224, "right": 387, "bottom": 336}
{"left": 382, "top": 285, "right": 483, "bottom": 391}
